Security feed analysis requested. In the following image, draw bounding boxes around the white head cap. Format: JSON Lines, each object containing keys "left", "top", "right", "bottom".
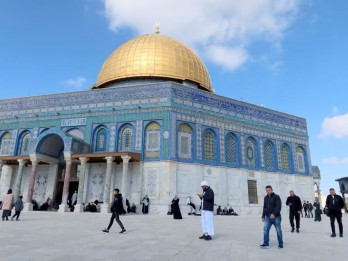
{"left": 200, "top": 181, "right": 209, "bottom": 187}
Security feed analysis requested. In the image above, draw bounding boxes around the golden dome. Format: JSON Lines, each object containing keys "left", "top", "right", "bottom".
{"left": 95, "top": 33, "right": 212, "bottom": 92}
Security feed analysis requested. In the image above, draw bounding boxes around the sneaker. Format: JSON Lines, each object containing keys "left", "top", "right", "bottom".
{"left": 259, "top": 244, "right": 269, "bottom": 249}
{"left": 339, "top": 234, "right": 343, "bottom": 238}
{"left": 199, "top": 235, "right": 206, "bottom": 239}
{"left": 278, "top": 246, "right": 283, "bottom": 249}
{"left": 102, "top": 229, "right": 109, "bottom": 233}
{"left": 291, "top": 227, "right": 295, "bottom": 233}
{"left": 205, "top": 235, "right": 212, "bottom": 241}
{"left": 330, "top": 233, "right": 336, "bottom": 237}
{"left": 120, "top": 229, "right": 126, "bottom": 234}
{"left": 296, "top": 229, "right": 299, "bottom": 233}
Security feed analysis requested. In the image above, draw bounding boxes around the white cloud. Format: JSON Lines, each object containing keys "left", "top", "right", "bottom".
{"left": 103, "top": 0, "right": 301, "bottom": 70}
{"left": 320, "top": 113, "right": 348, "bottom": 138}
{"left": 64, "top": 76, "right": 87, "bottom": 88}
{"left": 322, "top": 157, "right": 348, "bottom": 165}
{"left": 332, "top": 106, "right": 340, "bottom": 115}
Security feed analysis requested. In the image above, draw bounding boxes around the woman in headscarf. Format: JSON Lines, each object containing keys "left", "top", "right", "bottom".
{"left": 313, "top": 198, "right": 321, "bottom": 222}
{"left": 171, "top": 195, "right": 182, "bottom": 219}
{"left": 142, "top": 195, "right": 150, "bottom": 214}
{"left": 2, "top": 189, "right": 13, "bottom": 221}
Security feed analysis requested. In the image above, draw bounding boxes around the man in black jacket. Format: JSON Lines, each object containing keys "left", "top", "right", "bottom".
{"left": 326, "top": 188, "right": 344, "bottom": 237}
{"left": 260, "top": 185, "right": 283, "bottom": 249}
{"left": 102, "top": 188, "right": 126, "bottom": 234}
{"left": 197, "top": 181, "right": 214, "bottom": 241}
{"left": 285, "top": 190, "right": 302, "bottom": 233}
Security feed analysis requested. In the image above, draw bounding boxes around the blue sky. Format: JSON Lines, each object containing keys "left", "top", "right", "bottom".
{"left": 1, "top": 0, "right": 347, "bottom": 195}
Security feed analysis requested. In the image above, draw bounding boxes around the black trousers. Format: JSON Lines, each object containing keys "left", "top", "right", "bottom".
{"left": 12, "top": 211, "right": 21, "bottom": 220}
{"left": 107, "top": 212, "right": 125, "bottom": 231}
{"left": 289, "top": 210, "right": 300, "bottom": 229}
{"left": 330, "top": 211, "right": 343, "bottom": 234}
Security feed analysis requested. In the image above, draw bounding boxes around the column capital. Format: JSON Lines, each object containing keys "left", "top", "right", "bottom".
{"left": 121, "top": 155, "right": 131, "bottom": 163}
{"left": 31, "top": 159, "right": 38, "bottom": 166}
{"left": 105, "top": 156, "right": 115, "bottom": 164}
{"left": 65, "top": 157, "right": 73, "bottom": 165}
{"left": 79, "top": 157, "right": 88, "bottom": 165}
{"left": 17, "top": 159, "right": 25, "bottom": 166}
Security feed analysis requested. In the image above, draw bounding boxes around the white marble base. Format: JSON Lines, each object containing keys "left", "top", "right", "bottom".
{"left": 22, "top": 203, "right": 33, "bottom": 212}
{"left": 58, "top": 204, "right": 68, "bottom": 213}
{"left": 100, "top": 204, "right": 110, "bottom": 214}
{"left": 74, "top": 204, "right": 85, "bottom": 213}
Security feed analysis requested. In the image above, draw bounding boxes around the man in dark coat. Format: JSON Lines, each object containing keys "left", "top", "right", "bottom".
{"left": 102, "top": 188, "right": 126, "bottom": 234}
{"left": 197, "top": 181, "right": 214, "bottom": 240}
{"left": 260, "top": 185, "right": 283, "bottom": 249}
{"left": 285, "top": 190, "right": 302, "bottom": 233}
{"left": 326, "top": 188, "right": 344, "bottom": 237}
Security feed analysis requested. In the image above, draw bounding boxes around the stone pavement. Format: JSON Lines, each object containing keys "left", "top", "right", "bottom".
{"left": 0, "top": 211, "right": 346, "bottom": 261}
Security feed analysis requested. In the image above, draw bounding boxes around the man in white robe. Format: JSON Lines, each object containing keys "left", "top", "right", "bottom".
{"left": 197, "top": 181, "right": 215, "bottom": 240}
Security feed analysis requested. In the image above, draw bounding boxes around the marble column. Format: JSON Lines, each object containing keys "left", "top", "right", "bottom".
{"left": 59, "top": 157, "right": 72, "bottom": 213}
{"left": 74, "top": 157, "right": 88, "bottom": 213}
{"left": 26, "top": 159, "right": 38, "bottom": 203}
{"left": 101, "top": 156, "right": 114, "bottom": 214}
{"left": 14, "top": 159, "right": 25, "bottom": 200}
{"left": 23, "top": 159, "right": 38, "bottom": 211}
{"left": 121, "top": 155, "right": 131, "bottom": 199}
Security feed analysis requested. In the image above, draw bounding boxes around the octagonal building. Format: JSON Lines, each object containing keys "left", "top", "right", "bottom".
{"left": 0, "top": 32, "right": 314, "bottom": 214}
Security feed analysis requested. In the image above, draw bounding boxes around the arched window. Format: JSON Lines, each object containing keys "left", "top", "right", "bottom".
{"left": 296, "top": 146, "right": 305, "bottom": 172}
{"left": 178, "top": 124, "right": 192, "bottom": 159}
{"left": 121, "top": 127, "right": 133, "bottom": 151}
{"left": 281, "top": 144, "right": 290, "bottom": 170}
{"left": 145, "top": 122, "right": 160, "bottom": 158}
{"left": 0, "top": 132, "right": 11, "bottom": 155}
{"left": 264, "top": 141, "right": 274, "bottom": 168}
{"left": 95, "top": 128, "right": 107, "bottom": 152}
{"left": 19, "top": 132, "right": 31, "bottom": 156}
{"left": 246, "top": 138, "right": 256, "bottom": 167}
{"left": 225, "top": 133, "right": 237, "bottom": 164}
{"left": 203, "top": 129, "right": 215, "bottom": 161}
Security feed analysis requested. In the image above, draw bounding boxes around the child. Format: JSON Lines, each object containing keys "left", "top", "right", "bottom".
{"left": 12, "top": 195, "right": 24, "bottom": 221}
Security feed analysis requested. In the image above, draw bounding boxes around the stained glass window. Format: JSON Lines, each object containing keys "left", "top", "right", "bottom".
{"left": 203, "top": 130, "right": 214, "bottom": 161}
{"left": 178, "top": 124, "right": 192, "bottom": 159}
{"left": 121, "top": 127, "right": 133, "bottom": 151}
{"left": 0, "top": 132, "right": 11, "bottom": 155}
{"left": 246, "top": 138, "right": 255, "bottom": 167}
{"left": 281, "top": 144, "right": 290, "bottom": 170}
{"left": 296, "top": 147, "right": 305, "bottom": 172}
{"left": 264, "top": 141, "right": 273, "bottom": 168}
{"left": 226, "top": 133, "right": 237, "bottom": 164}
{"left": 95, "top": 128, "right": 107, "bottom": 152}
{"left": 20, "top": 133, "right": 31, "bottom": 155}
{"left": 146, "top": 122, "right": 160, "bottom": 157}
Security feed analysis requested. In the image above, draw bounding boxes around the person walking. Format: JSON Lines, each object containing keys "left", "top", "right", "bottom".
{"left": 102, "top": 189, "right": 126, "bottom": 234}
{"left": 171, "top": 195, "right": 182, "bottom": 219}
{"left": 285, "top": 190, "right": 302, "bottom": 233}
{"left": 307, "top": 202, "right": 314, "bottom": 218}
{"left": 313, "top": 198, "right": 321, "bottom": 222}
{"left": 260, "top": 185, "right": 283, "bottom": 249}
{"left": 2, "top": 189, "right": 13, "bottom": 221}
{"left": 303, "top": 201, "right": 308, "bottom": 218}
{"left": 11, "top": 195, "right": 24, "bottom": 221}
{"left": 326, "top": 188, "right": 344, "bottom": 237}
{"left": 197, "top": 181, "right": 214, "bottom": 241}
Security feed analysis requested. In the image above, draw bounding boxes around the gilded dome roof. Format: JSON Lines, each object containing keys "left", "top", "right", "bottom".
{"left": 95, "top": 34, "right": 212, "bottom": 92}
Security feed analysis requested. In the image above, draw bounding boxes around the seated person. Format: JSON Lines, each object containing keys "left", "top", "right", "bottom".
{"left": 223, "top": 206, "right": 228, "bottom": 215}
{"left": 31, "top": 200, "right": 39, "bottom": 211}
{"left": 216, "top": 206, "right": 223, "bottom": 215}
{"left": 130, "top": 203, "right": 137, "bottom": 213}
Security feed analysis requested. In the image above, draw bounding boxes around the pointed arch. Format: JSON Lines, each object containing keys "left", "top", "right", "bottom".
{"left": 145, "top": 121, "right": 161, "bottom": 158}
{"left": 281, "top": 143, "right": 291, "bottom": 171}
{"left": 0, "top": 132, "right": 12, "bottom": 155}
{"left": 94, "top": 126, "right": 108, "bottom": 152}
{"left": 225, "top": 132, "right": 238, "bottom": 164}
{"left": 246, "top": 137, "right": 258, "bottom": 168}
{"left": 17, "top": 131, "right": 31, "bottom": 156}
{"left": 264, "top": 140, "right": 275, "bottom": 169}
{"left": 178, "top": 123, "right": 193, "bottom": 159}
{"left": 119, "top": 124, "right": 134, "bottom": 151}
{"left": 296, "top": 146, "right": 306, "bottom": 173}
{"left": 203, "top": 129, "right": 215, "bottom": 161}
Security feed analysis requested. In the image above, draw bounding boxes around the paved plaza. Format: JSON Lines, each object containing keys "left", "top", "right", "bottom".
{"left": 0, "top": 211, "right": 346, "bottom": 261}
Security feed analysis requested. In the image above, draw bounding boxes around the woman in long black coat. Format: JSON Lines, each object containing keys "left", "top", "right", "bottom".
{"left": 171, "top": 195, "right": 182, "bottom": 219}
